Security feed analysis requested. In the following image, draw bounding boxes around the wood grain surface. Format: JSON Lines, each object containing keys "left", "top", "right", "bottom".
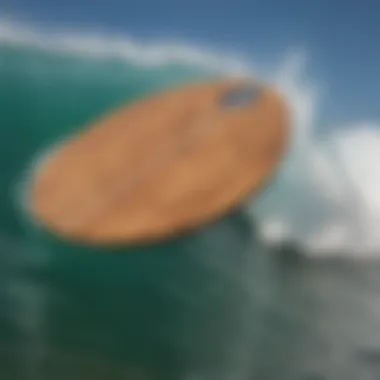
{"left": 28, "top": 78, "right": 290, "bottom": 246}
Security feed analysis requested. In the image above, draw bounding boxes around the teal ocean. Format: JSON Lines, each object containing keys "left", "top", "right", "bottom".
{"left": 1, "top": 21, "right": 380, "bottom": 380}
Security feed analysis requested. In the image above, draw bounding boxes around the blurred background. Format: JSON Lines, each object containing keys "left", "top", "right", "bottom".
{"left": 1, "top": 0, "right": 380, "bottom": 379}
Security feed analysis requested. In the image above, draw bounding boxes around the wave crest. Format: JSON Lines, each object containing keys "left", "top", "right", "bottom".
{"left": 1, "top": 19, "right": 380, "bottom": 258}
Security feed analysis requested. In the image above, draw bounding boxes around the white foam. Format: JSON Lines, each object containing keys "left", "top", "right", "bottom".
{"left": 0, "top": 19, "right": 251, "bottom": 75}
{"left": 253, "top": 53, "right": 380, "bottom": 258}
{"left": 1, "top": 19, "right": 380, "bottom": 258}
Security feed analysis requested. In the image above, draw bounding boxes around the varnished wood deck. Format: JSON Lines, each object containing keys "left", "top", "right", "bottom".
{"left": 28, "top": 78, "right": 290, "bottom": 246}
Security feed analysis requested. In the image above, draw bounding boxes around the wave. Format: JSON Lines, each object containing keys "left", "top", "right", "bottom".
{"left": 0, "top": 19, "right": 251, "bottom": 74}
{"left": 1, "top": 19, "right": 379, "bottom": 258}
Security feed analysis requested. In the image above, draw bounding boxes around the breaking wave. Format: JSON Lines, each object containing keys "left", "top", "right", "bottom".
{"left": 1, "top": 19, "right": 379, "bottom": 258}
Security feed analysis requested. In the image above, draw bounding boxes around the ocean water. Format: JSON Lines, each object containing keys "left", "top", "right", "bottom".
{"left": 1, "top": 20, "right": 380, "bottom": 380}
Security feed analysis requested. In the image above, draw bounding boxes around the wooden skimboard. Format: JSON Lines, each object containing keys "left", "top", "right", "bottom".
{"left": 28, "top": 78, "right": 289, "bottom": 246}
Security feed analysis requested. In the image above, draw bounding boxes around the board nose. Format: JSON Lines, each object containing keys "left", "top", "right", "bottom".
{"left": 219, "top": 83, "right": 261, "bottom": 109}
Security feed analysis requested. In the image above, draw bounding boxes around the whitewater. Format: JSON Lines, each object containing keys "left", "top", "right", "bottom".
{"left": 1, "top": 20, "right": 379, "bottom": 258}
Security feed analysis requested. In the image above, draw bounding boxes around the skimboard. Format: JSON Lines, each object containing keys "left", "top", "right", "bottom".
{"left": 28, "top": 78, "right": 290, "bottom": 246}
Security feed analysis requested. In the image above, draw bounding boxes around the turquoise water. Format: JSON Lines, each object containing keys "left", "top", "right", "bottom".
{"left": 2, "top": 24, "right": 380, "bottom": 380}
{"left": 0, "top": 43, "right": 213, "bottom": 237}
